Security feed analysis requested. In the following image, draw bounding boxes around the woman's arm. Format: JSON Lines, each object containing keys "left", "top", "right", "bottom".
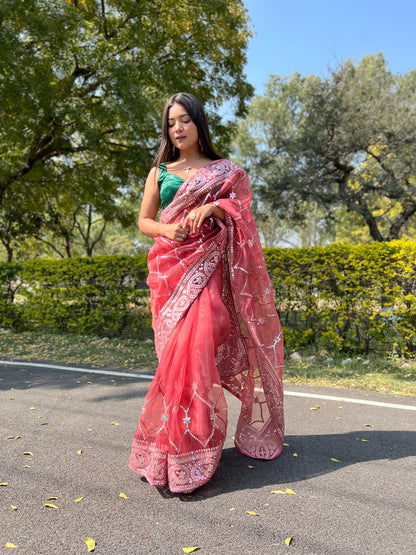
{"left": 138, "top": 167, "right": 190, "bottom": 242}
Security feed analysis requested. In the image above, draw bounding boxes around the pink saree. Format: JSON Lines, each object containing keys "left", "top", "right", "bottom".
{"left": 129, "top": 159, "right": 284, "bottom": 493}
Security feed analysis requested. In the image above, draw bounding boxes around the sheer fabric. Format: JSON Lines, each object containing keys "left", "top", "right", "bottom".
{"left": 129, "top": 160, "right": 284, "bottom": 493}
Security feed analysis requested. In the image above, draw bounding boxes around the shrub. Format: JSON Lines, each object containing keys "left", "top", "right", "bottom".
{"left": 1, "top": 242, "right": 416, "bottom": 355}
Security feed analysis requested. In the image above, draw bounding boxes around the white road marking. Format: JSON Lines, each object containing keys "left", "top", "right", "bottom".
{"left": 284, "top": 390, "right": 416, "bottom": 411}
{"left": 1, "top": 359, "right": 415, "bottom": 411}
{"left": 0, "top": 360, "right": 149, "bottom": 380}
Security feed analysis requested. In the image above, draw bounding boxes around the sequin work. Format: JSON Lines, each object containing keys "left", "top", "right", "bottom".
{"left": 129, "top": 160, "right": 284, "bottom": 493}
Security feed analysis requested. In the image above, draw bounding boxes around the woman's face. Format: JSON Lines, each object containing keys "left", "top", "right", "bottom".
{"left": 167, "top": 102, "right": 199, "bottom": 153}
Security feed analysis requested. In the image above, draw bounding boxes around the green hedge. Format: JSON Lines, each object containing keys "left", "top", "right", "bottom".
{"left": 1, "top": 242, "right": 416, "bottom": 354}
{"left": 0, "top": 255, "right": 150, "bottom": 337}
{"left": 265, "top": 241, "right": 416, "bottom": 355}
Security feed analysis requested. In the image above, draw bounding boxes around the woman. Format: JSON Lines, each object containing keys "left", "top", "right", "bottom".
{"left": 129, "top": 92, "right": 284, "bottom": 493}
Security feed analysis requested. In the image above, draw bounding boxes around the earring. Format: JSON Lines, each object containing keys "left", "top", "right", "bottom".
{"left": 199, "top": 139, "right": 203, "bottom": 152}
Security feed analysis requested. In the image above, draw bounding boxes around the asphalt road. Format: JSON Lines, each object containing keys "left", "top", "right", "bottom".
{"left": 1, "top": 360, "right": 415, "bottom": 555}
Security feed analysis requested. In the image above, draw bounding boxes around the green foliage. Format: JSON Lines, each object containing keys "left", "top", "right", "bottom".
{"left": 234, "top": 54, "right": 416, "bottom": 242}
{"left": 265, "top": 241, "right": 416, "bottom": 355}
{"left": 0, "top": 255, "right": 150, "bottom": 337}
{"left": 2, "top": 243, "right": 416, "bottom": 355}
{"left": 0, "top": 0, "right": 253, "bottom": 258}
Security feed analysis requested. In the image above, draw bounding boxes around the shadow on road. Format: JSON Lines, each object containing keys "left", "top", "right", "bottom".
{"left": 172, "top": 430, "right": 416, "bottom": 500}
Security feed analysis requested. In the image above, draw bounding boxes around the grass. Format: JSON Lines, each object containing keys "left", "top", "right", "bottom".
{"left": 0, "top": 330, "right": 415, "bottom": 396}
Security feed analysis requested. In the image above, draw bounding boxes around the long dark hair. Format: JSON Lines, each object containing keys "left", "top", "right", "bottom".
{"left": 153, "top": 92, "right": 222, "bottom": 167}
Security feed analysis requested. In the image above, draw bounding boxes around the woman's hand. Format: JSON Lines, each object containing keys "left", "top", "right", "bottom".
{"left": 159, "top": 222, "right": 190, "bottom": 242}
{"left": 183, "top": 203, "right": 225, "bottom": 234}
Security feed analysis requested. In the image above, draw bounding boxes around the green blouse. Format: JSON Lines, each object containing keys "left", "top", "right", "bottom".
{"left": 158, "top": 163, "right": 184, "bottom": 210}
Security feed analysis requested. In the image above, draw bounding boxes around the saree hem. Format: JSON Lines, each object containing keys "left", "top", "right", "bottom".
{"left": 129, "top": 438, "right": 224, "bottom": 493}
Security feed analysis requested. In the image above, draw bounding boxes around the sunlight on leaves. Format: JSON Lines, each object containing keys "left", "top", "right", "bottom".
{"left": 84, "top": 538, "right": 96, "bottom": 552}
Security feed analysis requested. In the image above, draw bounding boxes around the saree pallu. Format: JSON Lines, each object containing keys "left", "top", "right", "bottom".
{"left": 129, "top": 159, "right": 284, "bottom": 493}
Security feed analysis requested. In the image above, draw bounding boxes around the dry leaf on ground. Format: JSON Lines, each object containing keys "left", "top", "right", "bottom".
{"left": 84, "top": 538, "right": 96, "bottom": 552}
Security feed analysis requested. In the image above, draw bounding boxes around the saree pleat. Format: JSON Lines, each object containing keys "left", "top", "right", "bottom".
{"left": 129, "top": 160, "right": 284, "bottom": 492}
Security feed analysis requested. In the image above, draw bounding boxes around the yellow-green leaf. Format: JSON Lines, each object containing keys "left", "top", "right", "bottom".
{"left": 182, "top": 548, "right": 201, "bottom": 553}
{"left": 84, "top": 538, "right": 96, "bottom": 552}
{"left": 119, "top": 493, "right": 129, "bottom": 499}
{"left": 285, "top": 536, "right": 293, "bottom": 546}
{"left": 5, "top": 543, "right": 19, "bottom": 549}
{"left": 74, "top": 497, "right": 84, "bottom": 503}
{"left": 245, "top": 511, "right": 258, "bottom": 516}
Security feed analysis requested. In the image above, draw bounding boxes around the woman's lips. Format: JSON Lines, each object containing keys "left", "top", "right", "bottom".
{"left": 176, "top": 136, "right": 186, "bottom": 142}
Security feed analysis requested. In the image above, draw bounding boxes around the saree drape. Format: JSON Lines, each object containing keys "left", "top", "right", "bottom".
{"left": 129, "top": 160, "right": 284, "bottom": 493}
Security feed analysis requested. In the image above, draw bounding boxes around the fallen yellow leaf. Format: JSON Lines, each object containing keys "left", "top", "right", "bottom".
{"left": 361, "top": 439, "right": 369, "bottom": 442}
{"left": 47, "top": 497, "right": 58, "bottom": 500}
{"left": 84, "top": 538, "right": 96, "bottom": 552}
{"left": 248, "top": 465, "right": 254, "bottom": 469}
{"left": 7, "top": 436, "right": 14, "bottom": 440}
{"left": 44, "top": 503, "right": 58, "bottom": 509}
{"left": 245, "top": 511, "right": 259, "bottom": 516}
{"left": 0, "top": 482, "right": 9, "bottom": 486}
{"left": 15, "top": 436, "right": 21, "bottom": 440}
{"left": 364, "top": 423, "right": 374, "bottom": 428}
{"left": 111, "top": 422, "right": 120, "bottom": 426}
{"left": 271, "top": 490, "right": 285, "bottom": 494}
{"left": 88, "top": 429, "right": 93, "bottom": 432}
{"left": 283, "top": 442, "right": 290, "bottom": 446}
{"left": 77, "top": 450, "right": 83, "bottom": 455}
{"left": 22, "top": 452, "right": 34, "bottom": 456}
{"left": 331, "top": 458, "right": 341, "bottom": 462}
{"left": 5, "top": 543, "right": 19, "bottom": 549}
{"left": 285, "top": 489, "right": 296, "bottom": 495}
{"left": 10, "top": 505, "right": 17, "bottom": 510}
{"left": 29, "top": 407, "right": 36, "bottom": 410}
{"left": 182, "top": 549, "right": 201, "bottom": 554}
{"left": 119, "top": 493, "right": 129, "bottom": 499}
{"left": 310, "top": 405, "right": 319, "bottom": 410}
{"left": 74, "top": 497, "right": 84, "bottom": 503}
{"left": 293, "top": 453, "right": 298, "bottom": 458}
{"left": 285, "top": 536, "right": 293, "bottom": 546}
{"left": 24, "top": 465, "right": 30, "bottom": 468}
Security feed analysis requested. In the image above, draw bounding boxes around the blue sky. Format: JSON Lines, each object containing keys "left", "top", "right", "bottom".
{"left": 243, "top": 0, "right": 416, "bottom": 94}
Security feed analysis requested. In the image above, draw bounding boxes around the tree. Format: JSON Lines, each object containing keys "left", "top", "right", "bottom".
{"left": 233, "top": 54, "right": 416, "bottom": 242}
{"left": 0, "top": 0, "right": 253, "bottom": 257}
